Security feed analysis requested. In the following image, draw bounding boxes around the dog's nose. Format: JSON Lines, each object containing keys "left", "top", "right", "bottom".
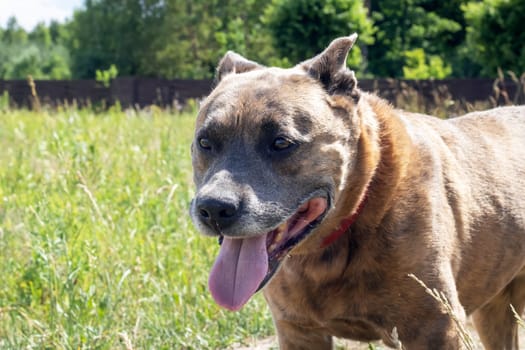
{"left": 197, "top": 197, "right": 240, "bottom": 231}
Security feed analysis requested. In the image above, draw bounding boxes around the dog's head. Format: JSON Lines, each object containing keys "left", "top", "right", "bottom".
{"left": 191, "top": 34, "right": 365, "bottom": 310}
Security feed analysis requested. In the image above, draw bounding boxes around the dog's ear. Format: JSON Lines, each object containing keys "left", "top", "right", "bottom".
{"left": 299, "top": 33, "right": 359, "bottom": 98}
{"left": 216, "top": 51, "right": 263, "bottom": 82}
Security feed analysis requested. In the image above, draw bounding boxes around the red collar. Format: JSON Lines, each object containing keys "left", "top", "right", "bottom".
{"left": 320, "top": 193, "right": 368, "bottom": 248}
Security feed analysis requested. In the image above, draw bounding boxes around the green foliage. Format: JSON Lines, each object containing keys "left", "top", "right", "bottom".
{"left": 95, "top": 64, "right": 118, "bottom": 87}
{"left": 67, "top": 0, "right": 164, "bottom": 79}
{"left": 1, "top": 0, "right": 523, "bottom": 79}
{"left": 403, "top": 48, "right": 452, "bottom": 79}
{"left": 368, "top": 0, "right": 469, "bottom": 78}
{"left": 1, "top": 17, "right": 28, "bottom": 43}
{"left": 152, "top": 0, "right": 276, "bottom": 79}
{"left": 151, "top": 0, "right": 221, "bottom": 79}
{"left": 0, "top": 18, "right": 71, "bottom": 79}
{"left": 0, "top": 44, "right": 71, "bottom": 80}
{"left": 0, "top": 108, "right": 274, "bottom": 348}
{"left": 463, "top": 0, "right": 525, "bottom": 76}
{"left": 263, "top": 0, "right": 375, "bottom": 71}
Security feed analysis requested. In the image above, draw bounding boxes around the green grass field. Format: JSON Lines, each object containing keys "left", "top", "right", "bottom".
{"left": 0, "top": 107, "right": 274, "bottom": 349}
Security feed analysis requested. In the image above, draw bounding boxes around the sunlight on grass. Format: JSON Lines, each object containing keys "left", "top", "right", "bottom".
{"left": 0, "top": 107, "right": 274, "bottom": 349}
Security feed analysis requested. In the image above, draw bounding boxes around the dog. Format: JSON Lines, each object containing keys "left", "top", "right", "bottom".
{"left": 190, "top": 33, "right": 525, "bottom": 349}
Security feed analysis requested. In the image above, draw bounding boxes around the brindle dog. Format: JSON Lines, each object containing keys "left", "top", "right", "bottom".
{"left": 190, "top": 34, "right": 525, "bottom": 349}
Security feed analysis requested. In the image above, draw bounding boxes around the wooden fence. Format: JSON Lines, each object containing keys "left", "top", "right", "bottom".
{"left": 0, "top": 77, "right": 521, "bottom": 109}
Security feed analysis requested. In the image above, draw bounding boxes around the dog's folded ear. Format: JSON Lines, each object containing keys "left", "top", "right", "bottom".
{"left": 299, "top": 33, "right": 359, "bottom": 98}
{"left": 216, "top": 51, "right": 263, "bottom": 82}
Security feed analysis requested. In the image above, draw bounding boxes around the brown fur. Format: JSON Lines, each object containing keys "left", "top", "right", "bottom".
{"left": 190, "top": 35, "right": 525, "bottom": 349}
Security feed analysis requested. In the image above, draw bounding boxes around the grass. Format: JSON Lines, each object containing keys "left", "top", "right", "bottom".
{"left": 0, "top": 106, "right": 274, "bottom": 349}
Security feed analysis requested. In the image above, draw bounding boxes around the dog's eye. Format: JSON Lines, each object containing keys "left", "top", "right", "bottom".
{"left": 198, "top": 137, "right": 212, "bottom": 150}
{"left": 272, "top": 137, "right": 294, "bottom": 151}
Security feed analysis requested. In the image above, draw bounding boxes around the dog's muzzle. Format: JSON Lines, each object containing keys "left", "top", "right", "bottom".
{"left": 195, "top": 195, "right": 241, "bottom": 234}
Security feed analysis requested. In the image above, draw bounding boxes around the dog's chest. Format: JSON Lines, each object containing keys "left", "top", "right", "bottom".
{"left": 268, "top": 286, "right": 384, "bottom": 341}
{"left": 266, "top": 259, "right": 388, "bottom": 341}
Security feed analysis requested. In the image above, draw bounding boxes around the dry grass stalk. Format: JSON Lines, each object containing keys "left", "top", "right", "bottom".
{"left": 510, "top": 304, "right": 525, "bottom": 329}
{"left": 77, "top": 170, "right": 114, "bottom": 228}
{"left": 118, "top": 332, "right": 134, "bottom": 350}
{"left": 491, "top": 69, "right": 525, "bottom": 106}
{"left": 27, "top": 75, "right": 41, "bottom": 112}
{"left": 389, "top": 326, "right": 403, "bottom": 350}
{"left": 408, "top": 274, "right": 475, "bottom": 350}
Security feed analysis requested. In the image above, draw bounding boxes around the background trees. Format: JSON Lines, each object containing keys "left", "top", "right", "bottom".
{"left": 149, "top": 0, "right": 282, "bottom": 78}
{"left": 463, "top": 0, "right": 525, "bottom": 76}
{"left": 367, "top": 0, "right": 469, "bottom": 78}
{"left": 0, "top": 0, "right": 523, "bottom": 80}
{"left": 263, "top": 0, "right": 374, "bottom": 72}
{"left": 67, "top": 0, "right": 163, "bottom": 78}
{"left": 0, "top": 18, "right": 71, "bottom": 79}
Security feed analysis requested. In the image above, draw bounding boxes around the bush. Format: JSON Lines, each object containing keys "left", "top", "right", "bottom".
{"left": 403, "top": 48, "right": 452, "bottom": 79}
{"left": 463, "top": 0, "right": 525, "bottom": 76}
{"left": 263, "top": 0, "right": 375, "bottom": 71}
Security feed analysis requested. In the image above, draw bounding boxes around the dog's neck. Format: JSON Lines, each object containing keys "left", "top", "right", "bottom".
{"left": 359, "top": 93, "right": 412, "bottom": 227}
{"left": 319, "top": 93, "right": 412, "bottom": 247}
{"left": 320, "top": 192, "right": 368, "bottom": 248}
{"left": 290, "top": 93, "right": 411, "bottom": 255}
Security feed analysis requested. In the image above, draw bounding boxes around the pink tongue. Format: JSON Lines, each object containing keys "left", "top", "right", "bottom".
{"left": 208, "top": 235, "right": 268, "bottom": 311}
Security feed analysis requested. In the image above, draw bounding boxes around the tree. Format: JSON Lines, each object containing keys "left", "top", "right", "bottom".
{"left": 402, "top": 48, "right": 452, "bottom": 79}
{"left": 463, "top": 0, "right": 525, "bottom": 76}
{"left": 368, "top": 0, "right": 471, "bottom": 78}
{"left": 148, "top": 0, "right": 220, "bottom": 79}
{"left": 212, "top": 0, "right": 277, "bottom": 67}
{"left": 263, "top": 0, "right": 375, "bottom": 72}
{"left": 0, "top": 17, "right": 71, "bottom": 79}
{"left": 28, "top": 23, "right": 52, "bottom": 47}
{"left": 64, "top": 0, "right": 276, "bottom": 79}
{"left": 67, "top": 0, "right": 164, "bottom": 78}
{"left": 152, "top": 0, "right": 275, "bottom": 79}
{"left": 2, "top": 17, "right": 28, "bottom": 44}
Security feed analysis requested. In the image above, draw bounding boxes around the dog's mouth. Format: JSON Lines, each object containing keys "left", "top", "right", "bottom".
{"left": 208, "top": 197, "right": 328, "bottom": 311}
{"left": 260, "top": 197, "right": 328, "bottom": 290}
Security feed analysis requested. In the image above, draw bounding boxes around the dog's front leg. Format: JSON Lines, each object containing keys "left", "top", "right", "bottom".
{"left": 391, "top": 311, "right": 466, "bottom": 350}
{"left": 396, "top": 293, "right": 467, "bottom": 348}
{"left": 274, "top": 319, "right": 333, "bottom": 350}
